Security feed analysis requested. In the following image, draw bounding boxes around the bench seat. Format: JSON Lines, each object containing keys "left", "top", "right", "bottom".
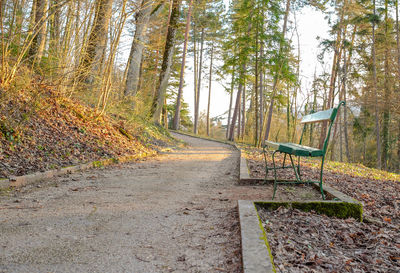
{"left": 265, "top": 141, "right": 324, "bottom": 157}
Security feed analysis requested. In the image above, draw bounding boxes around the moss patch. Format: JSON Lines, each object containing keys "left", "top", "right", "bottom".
{"left": 255, "top": 203, "right": 277, "bottom": 273}
{"left": 256, "top": 200, "right": 363, "bottom": 222}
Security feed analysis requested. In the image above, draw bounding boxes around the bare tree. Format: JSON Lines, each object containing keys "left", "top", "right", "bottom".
{"left": 150, "top": 0, "right": 181, "bottom": 125}
{"left": 78, "top": 0, "right": 113, "bottom": 84}
{"left": 124, "top": 0, "right": 164, "bottom": 97}
{"left": 173, "top": 0, "right": 193, "bottom": 130}
{"left": 28, "top": 0, "right": 47, "bottom": 64}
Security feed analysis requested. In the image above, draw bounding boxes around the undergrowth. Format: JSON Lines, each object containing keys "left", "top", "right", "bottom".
{"left": 0, "top": 75, "right": 177, "bottom": 178}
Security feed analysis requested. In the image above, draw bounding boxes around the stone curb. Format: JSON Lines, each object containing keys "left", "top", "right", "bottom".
{"left": 237, "top": 156, "right": 363, "bottom": 272}
{"left": 0, "top": 152, "right": 156, "bottom": 190}
{"left": 238, "top": 200, "right": 275, "bottom": 273}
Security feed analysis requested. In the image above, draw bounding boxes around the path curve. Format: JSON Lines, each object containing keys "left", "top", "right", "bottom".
{"left": 0, "top": 133, "right": 243, "bottom": 273}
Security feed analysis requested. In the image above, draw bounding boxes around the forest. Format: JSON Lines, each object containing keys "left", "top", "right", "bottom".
{"left": 1, "top": 0, "right": 399, "bottom": 173}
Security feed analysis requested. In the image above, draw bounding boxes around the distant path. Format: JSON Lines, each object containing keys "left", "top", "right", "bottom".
{"left": 0, "top": 133, "right": 245, "bottom": 273}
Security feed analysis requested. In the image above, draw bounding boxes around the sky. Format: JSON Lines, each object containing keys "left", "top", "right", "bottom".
{"left": 181, "top": 4, "right": 331, "bottom": 124}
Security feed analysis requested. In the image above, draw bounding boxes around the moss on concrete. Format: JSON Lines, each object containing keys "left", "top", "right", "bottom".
{"left": 256, "top": 200, "right": 363, "bottom": 222}
{"left": 255, "top": 203, "right": 277, "bottom": 273}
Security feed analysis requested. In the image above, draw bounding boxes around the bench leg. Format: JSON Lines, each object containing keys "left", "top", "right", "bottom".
{"left": 282, "top": 153, "right": 287, "bottom": 168}
{"left": 319, "top": 156, "right": 326, "bottom": 200}
{"left": 272, "top": 150, "right": 279, "bottom": 200}
{"left": 297, "top": 156, "right": 301, "bottom": 178}
{"left": 289, "top": 154, "right": 302, "bottom": 183}
{"left": 262, "top": 145, "right": 269, "bottom": 181}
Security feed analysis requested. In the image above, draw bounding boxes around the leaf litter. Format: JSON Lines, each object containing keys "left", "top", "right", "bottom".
{"left": 258, "top": 206, "right": 400, "bottom": 272}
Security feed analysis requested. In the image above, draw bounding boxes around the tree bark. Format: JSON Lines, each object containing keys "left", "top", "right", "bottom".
{"left": 28, "top": 0, "right": 47, "bottom": 64}
{"left": 259, "top": 42, "right": 264, "bottom": 145}
{"left": 372, "top": 0, "right": 382, "bottom": 169}
{"left": 49, "top": 0, "right": 61, "bottom": 54}
{"left": 254, "top": 18, "right": 259, "bottom": 145}
{"left": 396, "top": 0, "right": 400, "bottom": 171}
{"left": 124, "top": 0, "right": 157, "bottom": 97}
{"left": 226, "top": 69, "right": 234, "bottom": 139}
{"left": 206, "top": 44, "right": 214, "bottom": 136}
{"left": 150, "top": 0, "right": 181, "bottom": 125}
{"left": 194, "top": 27, "right": 205, "bottom": 134}
{"left": 228, "top": 64, "right": 245, "bottom": 141}
{"left": 241, "top": 81, "right": 246, "bottom": 140}
{"left": 173, "top": 0, "right": 193, "bottom": 130}
{"left": 343, "top": 60, "right": 350, "bottom": 162}
{"left": 78, "top": 0, "right": 113, "bottom": 84}
{"left": 382, "top": 0, "right": 390, "bottom": 169}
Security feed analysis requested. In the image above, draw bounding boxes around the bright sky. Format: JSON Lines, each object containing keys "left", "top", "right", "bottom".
{"left": 181, "top": 5, "right": 331, "bottom": 124}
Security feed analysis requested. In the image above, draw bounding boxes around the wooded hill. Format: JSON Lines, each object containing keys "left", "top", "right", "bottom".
{"left": 0, "top": 0, "right": 399, "bottom": 173}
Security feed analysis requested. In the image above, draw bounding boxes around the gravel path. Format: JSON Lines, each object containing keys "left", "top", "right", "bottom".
{"left": 0, "top": 133, "right": 253, "bottom": 273}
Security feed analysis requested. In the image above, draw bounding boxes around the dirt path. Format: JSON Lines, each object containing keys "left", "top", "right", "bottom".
{"left": 0, "top": 133, "right": 270, "bottom": 273}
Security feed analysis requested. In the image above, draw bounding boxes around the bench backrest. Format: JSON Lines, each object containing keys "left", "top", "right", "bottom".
{"left": 299, "top": 101, "right": 345, "bottom": 155}
{"left": 300, "top": 108, "right": 337, "bottom": 124}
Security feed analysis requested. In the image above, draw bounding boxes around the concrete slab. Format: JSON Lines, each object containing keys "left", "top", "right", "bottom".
{"left": 238, "top": 200, "right": 275, "bottom": 273}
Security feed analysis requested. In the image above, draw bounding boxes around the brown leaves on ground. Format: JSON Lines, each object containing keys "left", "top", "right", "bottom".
{"left": 0, "top": 82, "right": 174, "bottom": 178}
{"left": 258, "top": 207, "right": 400, "bottom": 273}
{"left": 241, "top": 146, "right": 400, "bottom": 272}
{"left": 243, "top": 146, "right": 400, "bottom": 226}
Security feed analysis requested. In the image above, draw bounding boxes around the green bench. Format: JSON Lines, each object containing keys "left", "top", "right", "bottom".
{"left": 263, "top": 101, "right": 345, "bottom": 200}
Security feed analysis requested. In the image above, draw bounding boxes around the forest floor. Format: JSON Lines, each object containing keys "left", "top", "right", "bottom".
{"left": 243, "top": 146, "right": 400, "bottom": 272}
{"left": 0, "top": 133, "right": 279, "bottom": 273}
{"left": 0, "top": 84, "right": 175, "bottom": 179}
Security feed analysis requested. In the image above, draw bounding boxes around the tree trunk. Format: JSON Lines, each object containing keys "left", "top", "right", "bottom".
{"left": 372, "top": 0, "right": 382, "bottom": 169}
{"left": 194, "top": 28, "right": 205, "bottom": 134}
{"left": 319, "top": 6, "right": 345, "bottom": 149}
{"left": 263, "top": 0, "right": 290, "bottom": 141}
{"left": 49, "top": 0, "right": 61, "bottom": 55}
{"left": 28, "top": 0, "right": 47, "bottom": 64}
{"left": 241, "top": 83, "right": 246, "bottom": 140}
{"left": 237, "top": 86, "right": 241, "bottom": 139}
{"left": 259, "top": 42, "right": 264, "bottom": 145}
{"left": 193, "top": 25, "right": 198, "bottom": 133}
{"left": 206, "top": 44, "right": 214, "bottom": 136}
{"left": 124, "top": 0, "right": 155, "bottom": 97}
{"left": 229, "top": 65, "right": 245, "bottom": 141}
{"left": 254, "top": 18, "right": 259, "bottom": 145}
{"left": 396, "top": 0, "right": 400, "bottom": 171}
{"left": 173, "top": 0, "right": 193, "bottom": 130}
{"left": 382, "top": 0, "right": 390, "bottom": 169}
{"left": 150, "top": 0, "right": 181, "bottom": 125}
{"left": 13, "top": 0, "right": 26, "bottom": 46}
{"left": 226, "top": 69, "right": 234, "bottom": 139}
{"left": 78, "top": 0, "right": 113, "bottom": 85}
{"left": 343, "top": 39, "right": 350, "bottom": 162}
{"left": 286, "top": 83, "right": 291, "bottom": 142}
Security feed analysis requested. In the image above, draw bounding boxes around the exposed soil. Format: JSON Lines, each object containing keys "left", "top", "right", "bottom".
{"left": 0, "top": 133, "right": 275, "bottom": 273}
{"left": 258, "top": 207, "right": 400, "bottom": 273}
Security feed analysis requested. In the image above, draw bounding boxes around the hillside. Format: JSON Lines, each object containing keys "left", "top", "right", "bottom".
{"left": 0, "top": 82, "right": 177, "bottom": 179}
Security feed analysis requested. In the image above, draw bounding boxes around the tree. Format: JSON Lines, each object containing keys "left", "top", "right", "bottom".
{"left": 124, "top": 0, "right": 164, "bottom": 97}
{"left": 151, "top": 0, "right": 181, "bottom": 125}
{"left": 28, "top": 0, "right": 47, "bottom": 64}
{"left": 77, "top": 0, "right": 114, "bottom": 85}
{"left": 173, "top": 0, "right": 193, "bottom": 130}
